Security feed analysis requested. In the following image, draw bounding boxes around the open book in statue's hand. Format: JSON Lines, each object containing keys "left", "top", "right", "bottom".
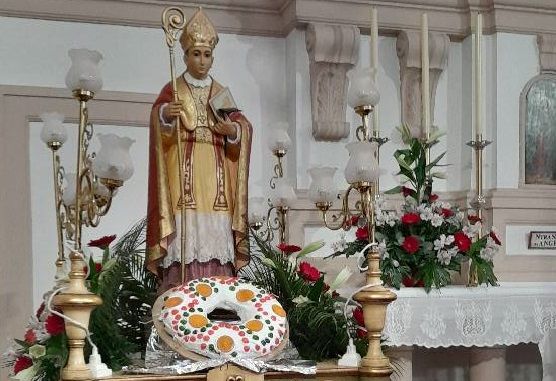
{"left": 209, "top": 87, "right": 239, "bottom": 122}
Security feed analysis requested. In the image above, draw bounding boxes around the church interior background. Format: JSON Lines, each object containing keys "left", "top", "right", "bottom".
{"left": 0, "top": 0, "right": 555, "bottom": 380}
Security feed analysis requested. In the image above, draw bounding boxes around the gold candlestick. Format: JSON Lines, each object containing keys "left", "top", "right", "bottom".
{"left": 466, "top": 134, "right": 491, "bottom": 286}
{"left": 250, "top": 149, "right": 290, "bottom": 244}
{"left": 313, "top": 105, "right": 396, "bottom": 376}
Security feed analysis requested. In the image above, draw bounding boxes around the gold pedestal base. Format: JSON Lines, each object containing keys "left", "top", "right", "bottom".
{"left": 54, "top": 290, "right": 102, "bottom": 381}
{"left": 354, "top": 245, "right": 397, "bottom": 378}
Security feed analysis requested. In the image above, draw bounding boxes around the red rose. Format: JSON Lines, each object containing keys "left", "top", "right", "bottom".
{"left": 352, "top": 306, "right": 365, "bottom": 326}
{"left": 490, "top": 231, "right": 502, "bottom": 245}
{"left": 441, "top": 208, "right": 454, "bottom": 218}
{"left": 13, "top": 356, "right": 32, "bottom": 375}
{"left": 298, "top": 261, "right": 321, "bottom": 282}
{"left": 83, "top": 262, "right": 103, "bottom": 275}
{"left": 45, "top": 314, "right": 65, "bottom": 335}
{"left": 429, "top": 194, "right": 439, "bottom": 202}
{"left": 88, "top": 235, "right": 116, "bottom": 249}
{"left": 356, "top": 328, "right": 367, "bottom": 339}
{"left": 351, "top": 215, "right": 360, "bottom": 226}
{"left": 355, "top": 227, "right": 369, "bottom": 241}
{"left": 454, "top": 231, "right": 472, "bottom": 252}
{"left": 402, "top": 276, "right": 416, "bottom": 287}
{"left": 403, "top": 276, "right": 424, "bottom": 287}
{"left": 401, "top": 186, "right": 413, "bottom": 197}
{"left": 468, "top": 215, "right": 482, "bottom": 224}
{"left": 401, "top": 236, "right": 420, "bottom": 254}
{"left": 401, "top": 213, "right": 421, "bottom": 225}
{"left": 24, "top": 329, "right": 36, "bottom": 344}
{"left": 277, "top": 243, "right": 302, "bottom": 254}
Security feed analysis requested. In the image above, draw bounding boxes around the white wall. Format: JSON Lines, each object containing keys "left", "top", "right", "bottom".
{"left": 493, "top": 33, "right": 538, "bottom": 189}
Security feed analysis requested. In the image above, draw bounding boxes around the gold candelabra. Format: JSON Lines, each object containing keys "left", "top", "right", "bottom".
{"left": 466, "top": 134, "right": 491, "bottom": 286}
{"left": 250, "top": 145, "right": 293, "bottom": 244}
{"left": 311, "top": 99, "right": 396, "bottom": 377}
{"left": 41, "top": 49, "right": 134, "bottom": 380}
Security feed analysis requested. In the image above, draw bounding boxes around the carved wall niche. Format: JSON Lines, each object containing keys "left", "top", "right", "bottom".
{"left": 396, "top": 30, "right": 449, "bottom": 134}
{"left": 519, "top": 34, "right": 556, "bottom": 187}
{"left": 305, "top": 23, "right": 360, "bottom": 141}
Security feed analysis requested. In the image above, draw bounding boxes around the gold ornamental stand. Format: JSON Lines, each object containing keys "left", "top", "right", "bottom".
{"left": 466, "top": 134, "right": 491, "bottom": 286}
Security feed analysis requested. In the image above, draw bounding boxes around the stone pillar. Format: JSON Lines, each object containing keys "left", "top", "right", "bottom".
{"left": 469, "top": 347, "right": 506, "bottom": 381}
{"left": 396, "top": 30, "right": 449, "bottom": 134}
{"left": 538, "top": 33, "right": 556, "bottom": 73}
{"left": 305, "top": 22, "right": 360, "bottom": 141}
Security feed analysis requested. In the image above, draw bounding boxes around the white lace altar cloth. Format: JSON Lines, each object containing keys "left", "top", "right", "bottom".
{"left": 383, "top": 282, "right": 556, "bottom": 380}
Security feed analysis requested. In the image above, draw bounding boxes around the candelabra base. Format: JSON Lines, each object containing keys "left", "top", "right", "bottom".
{"left": 53, "top": 291, "right": 102, "bottom": 381}
{"left": 354, "top": 284, "right": 397, "bottom": 378}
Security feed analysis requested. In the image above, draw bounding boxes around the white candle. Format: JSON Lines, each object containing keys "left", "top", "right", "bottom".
{"left": 421, "top": 13, "right": 430, "bottom": 139}
{"left": 474, "top": 13, "right": 483, "bottom": 137}
{"left": 370, "top": 7, "right": 379, "bottom": 136}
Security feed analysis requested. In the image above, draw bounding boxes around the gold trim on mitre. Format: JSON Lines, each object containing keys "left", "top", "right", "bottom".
{"left": 180, "top": 7, "right": 219, "bottom": 52}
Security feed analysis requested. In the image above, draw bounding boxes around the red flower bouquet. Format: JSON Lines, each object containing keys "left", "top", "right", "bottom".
{"left": 330, "top": 125, "right": 500, "bottom": 290}
{"left": 3, "top": 297, "right": 68, "bottom": 380}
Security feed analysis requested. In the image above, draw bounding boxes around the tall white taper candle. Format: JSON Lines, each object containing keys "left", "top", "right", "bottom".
{"left": 474, "top": 13, "right": 483, "bottom": 137}
{"left": 371, "top": 7, "right": 379, "bottom": 135}
{"left": 421, "top": 13, "right": 430, "bottom": 139}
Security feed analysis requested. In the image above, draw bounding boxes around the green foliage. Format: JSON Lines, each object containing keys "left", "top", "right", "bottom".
{"left": 387, "top": 124, "right": 446, "bottom": 203}
{"left": 88, "top": 218, "right": 158, "bottom": 370}
{"left": 239, "top": 234, "right": 353, "bottom": 361}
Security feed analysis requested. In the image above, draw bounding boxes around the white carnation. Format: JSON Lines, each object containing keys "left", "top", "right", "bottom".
{"left": 431, "top": 214, "right": 444, "bottom": 227}
{"left": 437, "top": 250, "right": 451, "bottom": 265}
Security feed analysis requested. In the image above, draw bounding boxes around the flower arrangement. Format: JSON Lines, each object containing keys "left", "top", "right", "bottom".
{"left": 330, "top": 125, "right": 500, "bottom": 291}
{"left": 3, "top": 221, "right": 157, "bottom": 380}
{"left": 3, "top": 301, "right": 68, "bottom": 381}
{"left": 241, "top": 235, "right": 368, "bottom": 360}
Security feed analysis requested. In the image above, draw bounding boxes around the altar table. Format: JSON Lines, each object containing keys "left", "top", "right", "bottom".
{"left": 383, "top": 282, "right": 556, "bottom": 381}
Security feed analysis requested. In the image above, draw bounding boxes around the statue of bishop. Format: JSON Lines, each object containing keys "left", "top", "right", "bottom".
{"left": 146, "top": 8, "right": 252, "bottom": 292}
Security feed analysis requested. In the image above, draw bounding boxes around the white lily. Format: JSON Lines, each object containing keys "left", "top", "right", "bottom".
{"left": 292, "top": 295, "right": 310, "bottom": 305}
{"left": 328, "top": 266, "right": 353, "bottom": 292}
{"left": 259, "top": 256, "right": 276, "bottom": 269}
{"left": 28, "top": 344, "right": 46, "bottom": 359}
{"left": 297, "top": 240, "right": 325, "bottom": 259}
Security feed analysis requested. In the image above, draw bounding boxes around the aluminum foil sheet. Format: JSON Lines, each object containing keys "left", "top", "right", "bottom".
{"left": 122, "top": 327, "right": 316, "bottom": 376}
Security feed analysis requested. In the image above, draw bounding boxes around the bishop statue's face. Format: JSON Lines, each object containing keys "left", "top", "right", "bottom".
{"left": 185, "top": 46, "right": 214, "bottom": 80}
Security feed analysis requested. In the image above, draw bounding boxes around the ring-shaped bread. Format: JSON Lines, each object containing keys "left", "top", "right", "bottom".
{"left": 153, "top": 276, "right": 288, "bottom": 360}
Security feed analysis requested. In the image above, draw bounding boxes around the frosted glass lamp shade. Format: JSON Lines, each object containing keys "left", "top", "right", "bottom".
{"left": 267, "top": 122, "right": 291, "bottom": 152}
{"left": 270, "top": 178, "right": 297, "bottom": 208}
{"left": 308, "top": 166, "right": 338, "bottom": 204}
{"left": 40, "top": 112, "right": 67, "bottom": 146}
{"left": 92, "top": 133, "right": 135, "bottom": 182}
{"left": 62, "top": 173, "right": 77, "bottom": 206}
{"left": 248, "top": 197, "right": 267, "bottom": 224}
{"left": 344, "top": 141, "right": 379, "bottom": 184}
{"left": 347, "top": 68, "right": 380, "bottom": 108}
{"left": 65, "top": 48, "right": 103, "bottom": 92}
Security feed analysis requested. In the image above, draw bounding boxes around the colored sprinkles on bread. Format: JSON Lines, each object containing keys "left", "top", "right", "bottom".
{"left": 160, "top": 276, "right": 287, "bottom": 359}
